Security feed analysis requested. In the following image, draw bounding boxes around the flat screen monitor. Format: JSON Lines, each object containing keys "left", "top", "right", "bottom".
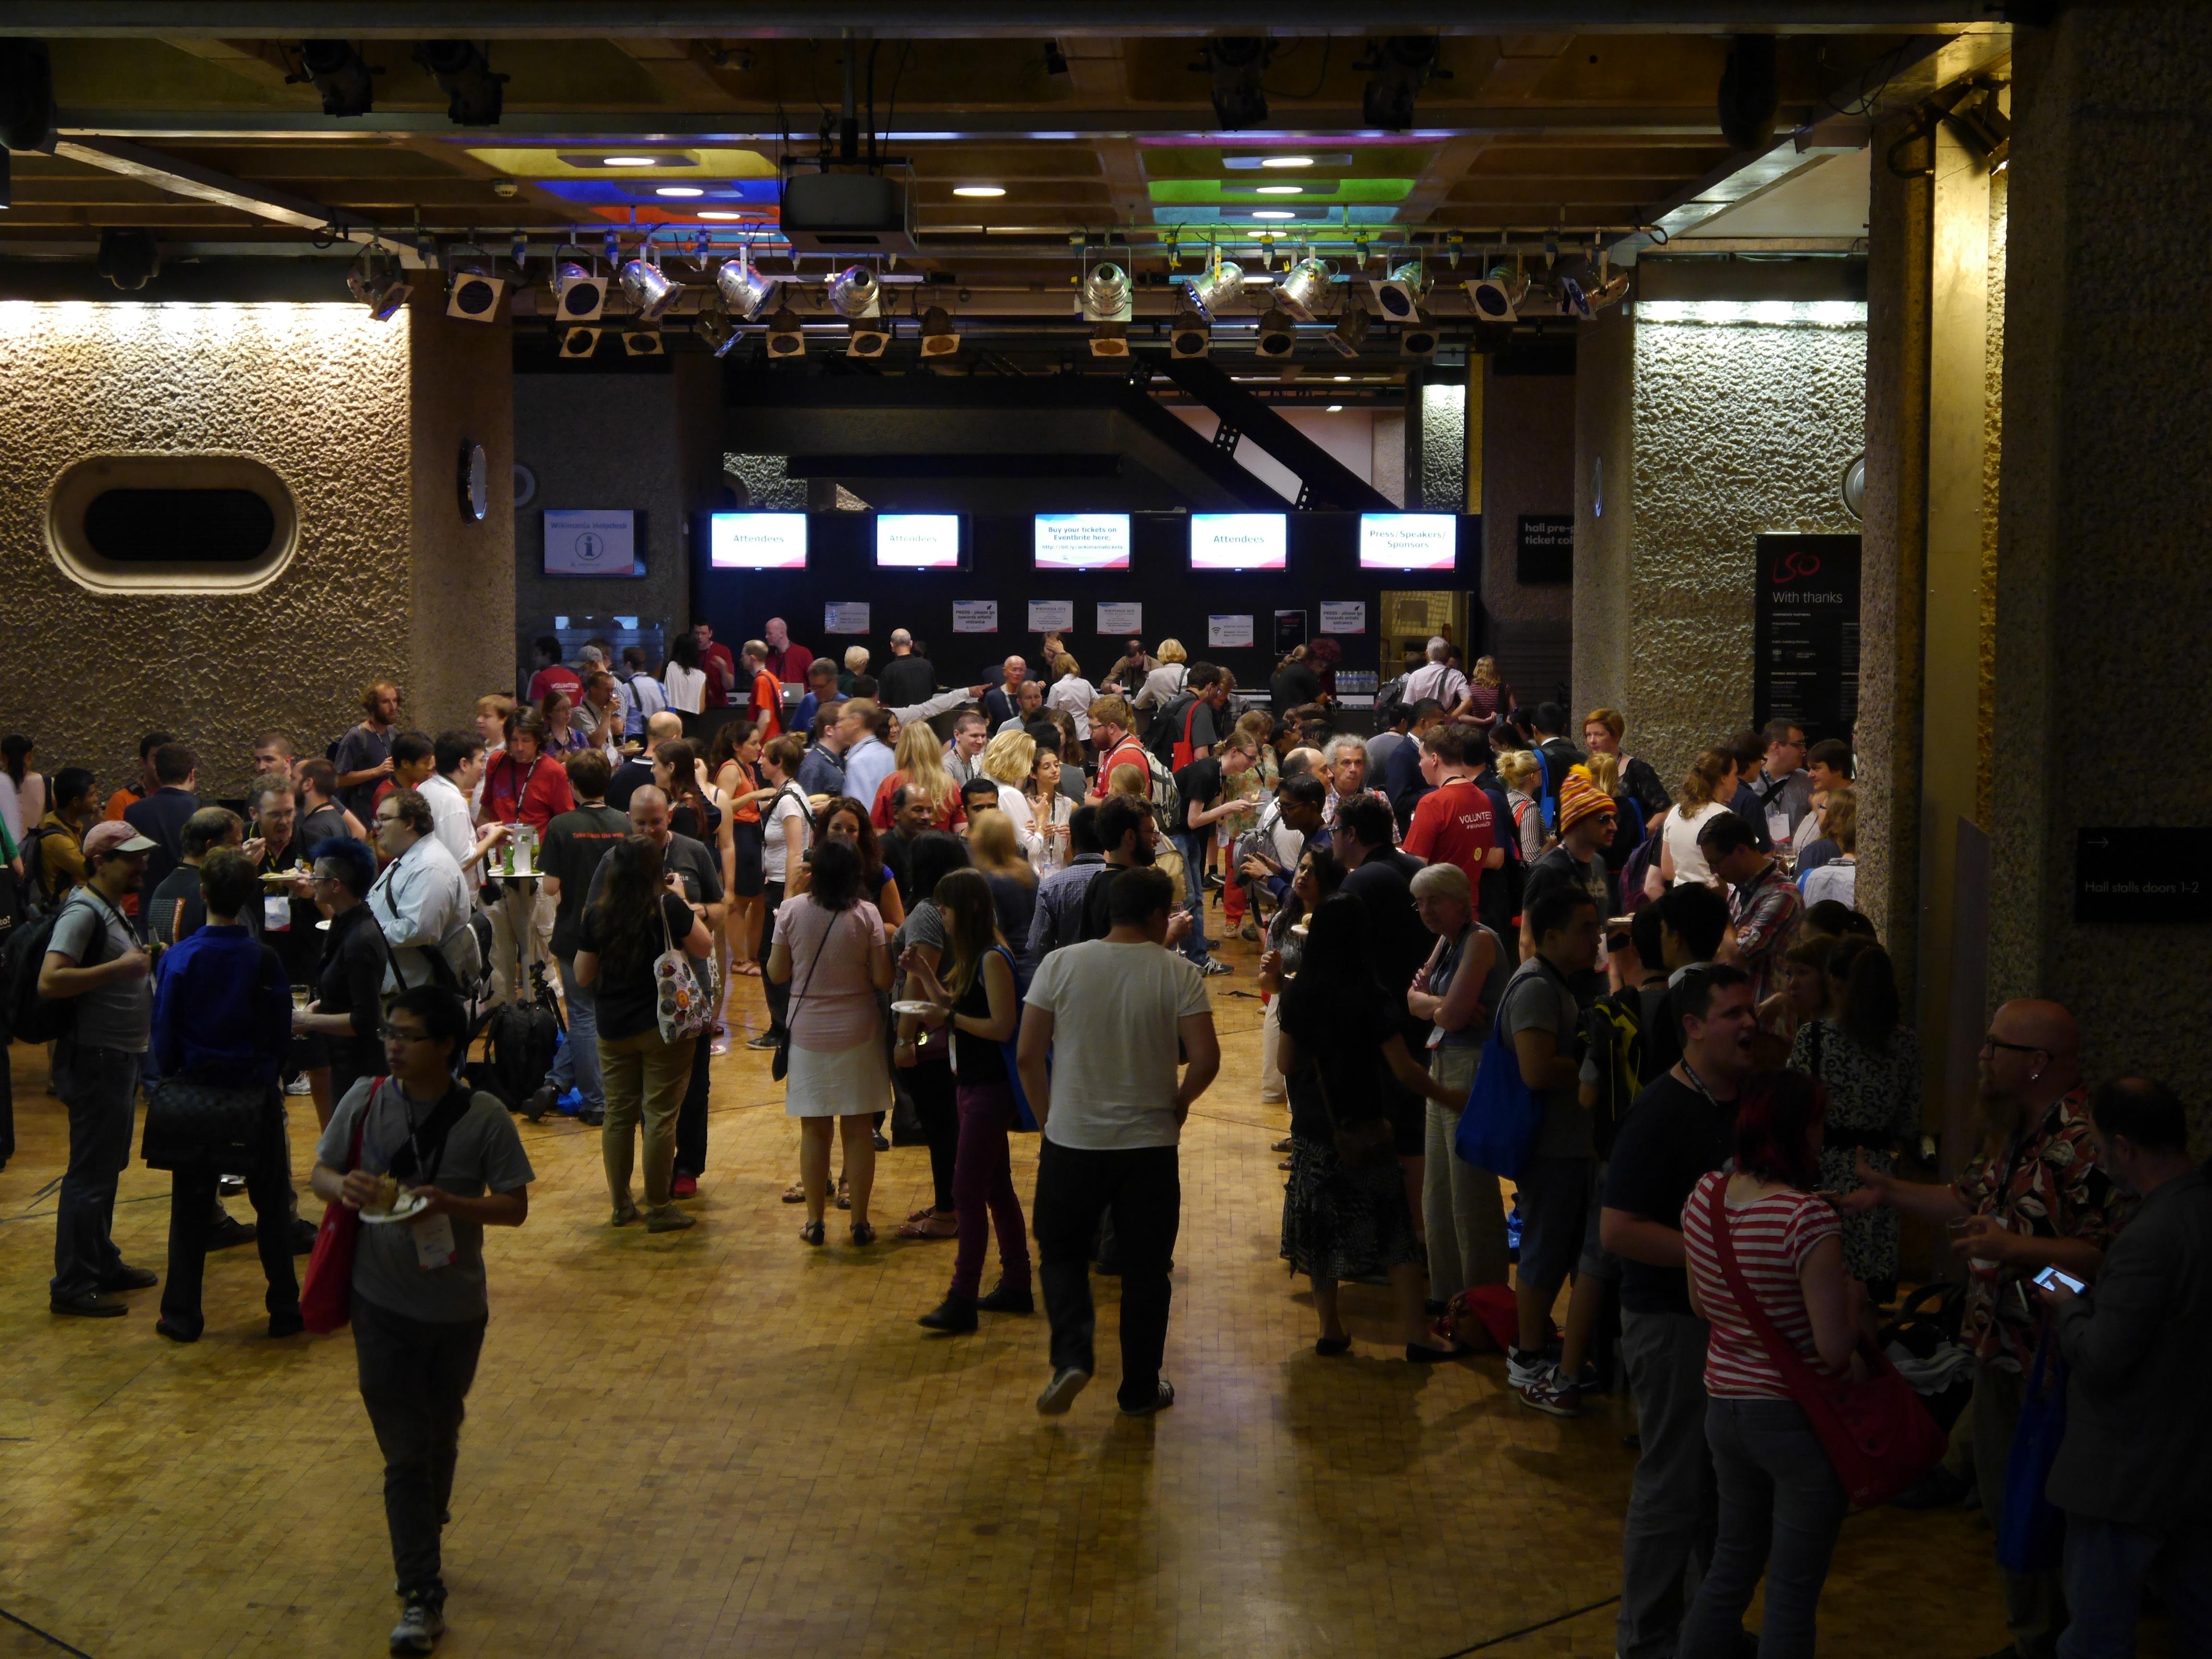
{"left": 875, "top": 513, "right": 963, "bottom": 569}
{"left": 707, "top": 511, "right": 807, "bottom": 570}
{"left": 1190, "top": 512, "right": 1287, "bottom": 571}
{"left": 1033, "top": 512, "right": 1131, "bottom": 571}
{"left": 1358, "top": 512, "right": 1459, "bottom": 572}
{"left": 542, "top": 509, "right": 644, "bottom": 577}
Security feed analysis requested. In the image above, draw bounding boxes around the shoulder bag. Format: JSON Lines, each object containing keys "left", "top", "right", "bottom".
{"left": 654, "top": 896, "right": 716, "bottom": 1046}
{"left": 1454, "top": 972, "right": 1548, "bottom": 1180}
{"left": 141, "top": 946, "right": 282, "bottom": 1170}
{"left": 1703, "top": 1180, "right": 1945, "bottom": 1508}
{"left": 1996, "top": 1334, "right": 2068, "bottom": 1572}
{"left": 772, "top": 905, "right": 846, "bottom": 1082}
{"left": 301, "top": 1089, "right": 373, "bottom": 1334}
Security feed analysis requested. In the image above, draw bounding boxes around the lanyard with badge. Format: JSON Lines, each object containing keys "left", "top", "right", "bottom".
{"left": 385, "top": 1080, "right": 461, "bottom": 1270}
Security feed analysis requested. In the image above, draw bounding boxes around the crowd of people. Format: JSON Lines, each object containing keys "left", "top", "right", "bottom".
{"left": 0, "top": 619, "right": 2200, "bottom": 1659}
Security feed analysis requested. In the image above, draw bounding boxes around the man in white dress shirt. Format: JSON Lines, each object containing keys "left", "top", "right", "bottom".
{"left": 368, "top": 789, "right": 471, "bottom": 993}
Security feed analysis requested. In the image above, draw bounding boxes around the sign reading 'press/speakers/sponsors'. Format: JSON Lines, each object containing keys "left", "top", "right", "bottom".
{"left": 1752, "top": 533, "right": 1862, "bottom": 745}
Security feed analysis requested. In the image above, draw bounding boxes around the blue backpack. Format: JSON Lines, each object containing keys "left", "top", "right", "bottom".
{"left": 1454, "top": 974, "right": 1548, "bottom": 1179}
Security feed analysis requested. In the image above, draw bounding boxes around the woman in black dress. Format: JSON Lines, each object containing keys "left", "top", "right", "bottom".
{"left": 1276, "top": 895, "right": 1468, "bottom": 1362}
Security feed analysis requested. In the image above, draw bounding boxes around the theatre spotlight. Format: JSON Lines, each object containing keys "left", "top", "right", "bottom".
{"left": 766, "top": 305, "right": 806, "bottom": 358}
{"left": 619, "top": 254, "right": 679, "bottom": 321}
{"left": 445, "top": 260, "right": 505, "bottom": 321}
{"left": 346, "top": 245, "right": 411, "bottom": 320}
{"left": 1169, "top": 311, "right": 1211, "bottom": 358}
{"left": 715, "top": 247, "right": 776, "bottom": 320}
{"left": 558, "top": 326, "right": 601, "bottom": 358}
{"left": 0, "top": 39, "right": 58, "bottom": 153}
{"left": 1088, "top": 320, "right": 1130, "bottom": 359}
{"left": 1716, "top": 34, "right": 1779, "bottom": 153}
{"left": 1273, "top": 257, "right": 1330, "bottom": 323}
{"left": 1369, "top": 261, "right": 1423, "bottom": 324}
{"left": 1466, "top": 277, "right": 1516, "bottom": 324}
{"left": 413, "top": 39, "right": 507, "bottom": 126}
{"left": 1202, "top": 37, "right": 1274, "bottom": 131}
{"left": 552, "top": 260, "right": 605, "bottom": 322}
{"left": 1254, "top": 307, "right": 1296, "bottom": 359}
{"left": 1182, "top": 253, "right": 1245, "bottom": 319}
{"left": 1323, "top": 304, "right": 1370, "bottom": 359}
{"left": 96, "top": 228, "right": 159, "bottom": 292}
{"left": 623, "top": 328, "right": 664, "bottom": 358}
{"left": 298, "top": 40, "right": 376, "bottom": 118}
{"left": 1358, "top": 37, "right": 1445, "bottom": 133}
{"left": 827, "top": 264, "right": 881, "bottom": 320}
{"left": 695, "top": 304, "right": 736, "bottom": 357}
{"left": 919, "top": 305, "right": 960, "bottom": 357}
{"left": 1399, "top": 311, "right": 1439, "bottom": 358}
{"left": 847, "top": 321, "right": 890, "bottom": 358}
{"left": 1082, "top": 262, "right": 1132, "bottom": 324}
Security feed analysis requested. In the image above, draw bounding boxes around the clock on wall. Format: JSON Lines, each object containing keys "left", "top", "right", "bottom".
{"left": 1841, "top": 454, "right": 1865, "bottom": 520}
{"left": 458, "top": 440, "right": 488, "bottom": 522}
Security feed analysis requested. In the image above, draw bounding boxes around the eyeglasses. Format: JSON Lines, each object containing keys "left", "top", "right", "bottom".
{"left": 382, "top": 1026, "right": 433, "bottom": 1044}
{"left": 1980, "top": 1035, "right": 2046, "bottom": 1057}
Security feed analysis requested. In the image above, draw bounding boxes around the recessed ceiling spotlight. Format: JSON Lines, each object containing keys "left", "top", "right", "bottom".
{"left": 1262, "top": 156, "right": 1314, "bottom": 168}
{"left": 655, "top": 185, "right": 704, "bottom": 198}
{"left": 1326, "top": 404, "right": 1344, "bottom": 412}
{"left": 1334, "top": 374, "right": 1350, "bottom": 382}
{"left": 601, "top": 156, "right": 660, "bottom": 168}
{"left": 698, "top": 210, "right": 746, "bottom": 220}
{"left": 1256, "top": 185, "right": 1304, "bottom": 195}
{"left": 953, "top": 185, "right": 1006, "bottom": 198}
{"left": 1252, "top": 210, "right": 1296, "bottom": 220}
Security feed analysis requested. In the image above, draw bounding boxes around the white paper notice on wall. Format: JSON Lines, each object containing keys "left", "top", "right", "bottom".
{"left": 952, "top": 601, "right": 999, "bottom": 634}
{"left": 1096, "top": 602, "right": 1142, "bottom": 635}
{"left": 543, "top": 509, "right": 640, "bottom": 577}
{"left": 1027, "top": 600, "right": 1074, "bottom": 633}
{"left": 1319, "top": 601, "right": 1368, "bottom": 634}
{"left": 824, "top": 602, "right": 871, "bottom": 634}
{"left": 1208, "top": 614, "right": 1254, "bottom": 649}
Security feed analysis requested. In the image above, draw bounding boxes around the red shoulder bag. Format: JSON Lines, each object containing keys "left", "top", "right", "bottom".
{"left": 300, "top": 1079, "right": 379, "bottom": 1334}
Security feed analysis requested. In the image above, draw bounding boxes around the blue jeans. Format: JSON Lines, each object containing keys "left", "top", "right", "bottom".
{"left": 547, "top": 955, "right": 602, "bottom": 1113}
{"left": 49, "top": 1039, "right": 142, "bottom": 1301}
{"left": 1175, "top": 831, "right": 1211, "bottom": 963}
{"left": 1681, "top": 1396, "right": 1848, "bottom": 1659}
{"left": 2058, "top": 1515, "right": 2212, "bottom": 1659}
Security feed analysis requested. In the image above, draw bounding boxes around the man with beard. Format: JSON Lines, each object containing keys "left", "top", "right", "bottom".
{"left": 1598, "top": 963, "right": 1760, "bottom": 1655}
{"left": 1842, "top": 998, "right": 2116, "bottom": 1659}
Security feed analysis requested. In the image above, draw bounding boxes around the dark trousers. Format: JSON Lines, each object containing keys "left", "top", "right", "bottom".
{"left": 757, "top": 878, "right": 789, "bottom": 1038}
{"left": 950, "top": 1081, "right": 1029, "bottom": 1299}
{"left": 161, "top": 1153, "right": 301, "bottom": 1338}
{"left": 674, "top": 1028, "right": 711, "bottom": 1179}
{"left": 2059, "top": 1514, "right": 2212, "bottom": 1659}
{"left": 48, "top": 1039, "right": 141, "bottom": 1301}
{"left": 1033, "top": 1138, "right": 1179, "bottom": 1410}
{"left": 352, "top": 1296, "right": 488, "bottom": 1605}
{"left": 909, "top": 1059, "right": 958, "bottom": 1212}
{"left": 1682, "top": 1397, "right": 1849, "bottom": 1659}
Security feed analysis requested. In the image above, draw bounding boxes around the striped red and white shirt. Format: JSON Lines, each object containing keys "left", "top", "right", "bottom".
{"left": 1681, "top": 1171, "right": 1840, "bottom": 1399}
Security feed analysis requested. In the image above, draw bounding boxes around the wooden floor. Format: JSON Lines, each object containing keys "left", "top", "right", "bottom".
{"left": 0, "top": 933, "right": 2007, "bottom": 1659}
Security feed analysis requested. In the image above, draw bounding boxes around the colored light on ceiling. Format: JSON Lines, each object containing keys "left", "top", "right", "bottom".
{"left": 656, "top": 186, "right": 704, "bottom": 197}
{"left": 602, "top": 156, "right": 661, "bottom": 167}
{"left": 953, "top": 185, "right": 1008, "bottom": 198}
{"left": 698, "top": 210, "right": 749, "bottom": 220}
{"left": 1252, "top": 211, "right": 1296, "bottom": 220}
{"left": 1263, "top": 156, "right": 1315, "bottom": 168}
{"left": 1256, "top": 185, "right": 1303, "bottom": 195}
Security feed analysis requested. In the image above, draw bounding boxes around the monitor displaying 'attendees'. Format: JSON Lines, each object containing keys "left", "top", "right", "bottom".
{"left": 1033, "top": 512, "right": 1131, "bottom": 571}
{"left": 1358, "top": 512, "right": 1458, "bottom": 571}
{"left": 874, "top": 513, "right": 963, "bottom": 569}
{"left": 707, "top": 512, "right": 808, "bottom": 570}
{"left": 1190, "top": 512, "right": 1288, "bottom": 571}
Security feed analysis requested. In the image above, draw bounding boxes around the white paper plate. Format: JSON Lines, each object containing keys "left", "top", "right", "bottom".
{"left": 890, "top": 1000, "right": 942, "bottom": 1017}
{"left": 361, "top": 1191, "right": 430, "bottom": 1225}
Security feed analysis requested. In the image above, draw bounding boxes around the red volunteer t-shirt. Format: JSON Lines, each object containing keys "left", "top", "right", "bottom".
{"left": 1097, "top": 736, "right": 1152, "bottom": 795}
{"left": 700, "top": 642, "right": 737, "bottom": 709}
{"left": 1403, "top": 777, "right": 1496, "bottom": 882}
{"left": 527, "top": 665, "right": 583, "bottom": 708}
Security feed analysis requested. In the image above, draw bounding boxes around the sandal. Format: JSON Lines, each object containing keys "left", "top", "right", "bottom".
{"left": 799, "top": 1220, "right": 826, "bottom": 1247}
{"left": 732, "top": 960, "right": 762, "bottom": 977}
{"left": 851, "top": 1221, "right": 877, "bottom": 1246}
{"left": 896, "top": 1211, "right": 959, "bottom": 1239}
{"left": 834, "top": 1177, "right": 852, "bottom": 1212}
{"left": 782, "top": 1179, "right": 806, "bottom": 1204}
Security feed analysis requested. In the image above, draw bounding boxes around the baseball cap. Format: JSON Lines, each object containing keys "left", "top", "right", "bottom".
{"left": 83, "top": 821, "right": 157, "bottom": 859}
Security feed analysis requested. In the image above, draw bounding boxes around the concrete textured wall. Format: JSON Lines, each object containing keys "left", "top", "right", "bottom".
{"left": 1577, "top": 302, "right": 1866, "bottom": 791}
{"left": 1415, "top": 380, "right": 1467, "bottom": 511}
{"left": 1978, "top": 170, "right": 2007, "bottom": 830}
{"left": 1992, "top": 4, "right": 2212, "bottom": 1122}
{"left": 0, "top": 301, "right": 413, "bottom": 798}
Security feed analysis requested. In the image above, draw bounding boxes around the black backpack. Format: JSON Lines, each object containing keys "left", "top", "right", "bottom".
{"left": 481, "top": 962, "right": 564, "bottom": 1111}
{"left": 1, "top": 890, "right": 113, "bottom": 1046}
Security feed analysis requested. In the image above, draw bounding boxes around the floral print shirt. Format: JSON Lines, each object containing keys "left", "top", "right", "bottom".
{"left": 1950, "top": 1086, "right": 2121, "bottom": 1372}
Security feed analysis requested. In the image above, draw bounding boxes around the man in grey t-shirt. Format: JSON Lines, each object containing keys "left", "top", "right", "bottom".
{"left": 1497, "top": 885, "right": 1601, "bottom": 1413}
{"left": 311, "top": 985, "right": 532, "bottom": 1656}
{"left": 38, "top": 821, "right": 160, "bottom": 1318}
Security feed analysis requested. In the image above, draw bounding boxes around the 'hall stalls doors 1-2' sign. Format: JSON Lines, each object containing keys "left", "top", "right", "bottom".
{"left": 1753, "top": 533, "right": 1861, "bottom": 745}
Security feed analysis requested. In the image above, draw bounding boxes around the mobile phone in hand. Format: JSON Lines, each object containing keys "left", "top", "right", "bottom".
{"left": 2032, "top": 1264, "right": 2086, "bottom": 1296}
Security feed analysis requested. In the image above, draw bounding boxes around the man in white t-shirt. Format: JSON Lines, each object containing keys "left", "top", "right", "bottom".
{"left": 1401, "top": 637, "right": 1469, "bottom": 710}
{"left": 1017, "top": 866, "right": 1220, "bottom": 1418}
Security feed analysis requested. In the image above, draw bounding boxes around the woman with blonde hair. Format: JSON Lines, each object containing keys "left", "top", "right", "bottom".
{"left": 899, "top": 867, "right": 1031, "bottom": 1331}
{"left": 1496, "top": 750, "right": 1547, "bottom": 866}
{"left": 1046, "top": 652, "right": 1098, "bottom": 746}
{"left": 1658, "top": 747, "right": 1738, "bottom": 888}
{"left": 1457, "top": 655, "right": 1511, "bottom": 729}
{"left": 869, "top": 719, "right": 965, "bottom": 831}
{"left": 1797, "top": 790, "right": 1857, "bottom": 909}
{"left": 1136, "top": 638, "right": 1190, "bottom": 718}
{"left": 966, "top": 807, "right": 1039, "bottom": 951}
{"left": 975, "top": 729, "right": 1043, "bottom": 860}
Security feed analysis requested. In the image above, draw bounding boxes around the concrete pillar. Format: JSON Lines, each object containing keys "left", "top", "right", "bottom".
{"left": 1483, "top": 353, "right": 1576, "bottom": 703}
{"left": 1408, "top": 369, "right": 1467, "bottom": 511}
{"left": 1991, "top": 5, "right": 2212, "bottom": 1126}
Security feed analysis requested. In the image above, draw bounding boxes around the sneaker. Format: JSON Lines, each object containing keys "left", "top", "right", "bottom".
{"left": 1119, "top": 1379, "right": 1176, "bottom": 1418}
{"left": 975, "top": 1280, "right": 1034, "bottom": 1315}
{"left": 745, "top": 1030, "right": 781, "bottom": 1051}
{"left": 285, "top": 1076, "right": 313, "bottom": 1097}
{"left": 1036, "top": 1366, "right": 1092, "bottom": 1415}
{"left": 389, "top": 1594, "right": 445, "bottom": 1654}
{"left": 1505, "top": 1346, "right": 1551, "bottom": 1390}
{"left": 670, "top": 1174, "right": 699, "bottom": 1200}
{"left": 872, "top": 1129, "right": 891, "bottom": 1152}
{"left": 522, "top": 1084, "right": 558, "bottom": 1123}
{"left": 1517, "top": 1368, "right": 1583, "bottom": 1419}
{"left": 217, "top": 1175, "right": 245, "bottom": 1198}
{"left": 1198, "top": 959, "right": 1232, "bottom": 978}
{"left": 646, "top": 1204, "right": 697, "bottom": 1233}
